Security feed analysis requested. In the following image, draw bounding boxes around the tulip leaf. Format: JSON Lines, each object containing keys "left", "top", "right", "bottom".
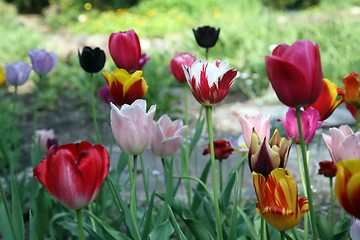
{"left": 84, "top": 210, "right": 130, "bottom": 240}
{"left": 49, "top": 212, "right": 73, "bottom": 239}
{"left": 167, "top": 205, "right": 187, "bottom": 240}
{"left": 141, "top": 192, "right": 155, "bottom": 240}
{"left": 316, "top": 214, "right": 334, "bottom": 240}
{"left": 229, "top": 172, "right": 239, "bottom": 240}
{"left": 0, "top": 201, "right": 13, "bottom": 240}
{"left": 82, "top": 223, "right": 105, "bottom": 240}
{"left": 11, "top": 174, "right": 24, "bottom": 240}
{"left": 29, "top": 209, "right": 38, "bottom": 240}
{"left": 219, "top": 171, "right": 236, "bottom": 212}
{"left": 237, "top": 206, "right": 259, "bottom": 240}
{"left": 191, "top": 159, "right": 211, "bottom": 212}
{"left": 148, "top": 219, "right": 174, "bottom": 240}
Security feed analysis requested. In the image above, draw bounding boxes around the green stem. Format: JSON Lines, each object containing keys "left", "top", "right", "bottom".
{"left": 76, "top": 209, "right": 85, "bottom": 240}
{"left": 330, "top": 177, "right": 334, "bottom": 227}
{"left": 128, "top": 155, "right": 138, "bottom": 227}
{"left": 205, "top": 48, "right": 209, "bottom": 61}
{"left": 219, "top": 159, "right": 223, "bottom": 192}
{"left": 90, "top": 73, "right": 102, "bottom": 143}
{"left": 205, "top": 106, "right": 223, "bottom": 240}
{"left": 11, "top": 85, "right": 18, "bottom": 171}
{"left": 0, "top": 178, "right": 17, "bottom": 240}
{"left": 183, "top": 86, "right": 191, "bottom": 207}
{"left": 261, "top": 217, "right": 266, "bottom": 240}
{"left": 238, "top": 157, "right": 245, "bottom": 207}
{"left": 140, "top": 154, "right": 149, "bottom": 205}
{"left": 295, "top": 107, "right": 318, "bottom": 240}
{"left": 280, "top": 231, "right": 285, "bottom": 240}
{"left": 296, "top": 145, "right": 308, "bottom": 240}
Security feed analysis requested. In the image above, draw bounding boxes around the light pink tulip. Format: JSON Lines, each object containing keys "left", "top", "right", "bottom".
{"left": 110, "top": 99, "right": 156, "bottom": 155}
{"left": 238, "top": 113, "right": 271, "bottom": 148}
{"left": 35, "top": 129, "right": 55, "bottom": 151}
{"left": 280, "top": 107, "right": 322, "bottom": 145}
{"left": 151, "top": 114, "right": 187, "bottom": 158}
{"left": 322, "top": 125, "right": 360, "bottom": 163}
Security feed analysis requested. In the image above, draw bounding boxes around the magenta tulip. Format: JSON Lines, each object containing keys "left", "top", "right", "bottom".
{"left": 110, "top": 99, "right": 156, "bottom": 155}
{"left": 170, "top": 52, "right": 196, "bottom": 83}
{"left": 108, "top": 30, "right": 141, "bottom": 73}
{"left": 151, "top": 114, "right": 187, "bottom": 158}
{"left": 280, "top": 107, "right": 322, "bottom": 145}
{"left": 265, "top": 40, "right": 323, "bottom": 107}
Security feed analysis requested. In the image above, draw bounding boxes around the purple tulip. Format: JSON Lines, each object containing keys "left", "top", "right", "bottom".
{"left": 28, "top": 49, "right": 57, "bottom": 76}
{"left": 98, "top": 83, "right": 115, "bottom": 104}
{"left": 5, "top": 61, "right": 32, "bottom": 86}
{"left": 137, "top": 53, "right": 150, "bottom": 70}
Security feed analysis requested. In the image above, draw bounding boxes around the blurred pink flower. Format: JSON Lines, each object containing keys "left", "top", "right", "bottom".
{"left": 110, "top": 99, "right": 156, "bottom": 155}
{"left": 151, "top": 114, "right": 187, "bottom": 158}
{"left": 35, "top": 129, "right": 56, "bottom": 151}
{"left": 280, "top": 107, "right": 322, "bottom": 145}
{"left": 350, "top": 219, "right": 360, "bottom": 240}
{"left": 238, "top": 113, "right": 271, "bottom": 148}
{"left": 322, "top": 125, "right": 360, "bottom": 163}
{"left": 170, "top": 52, "right": 196, "bottom": 83}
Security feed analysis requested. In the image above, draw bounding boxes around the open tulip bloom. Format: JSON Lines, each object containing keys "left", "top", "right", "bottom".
{"left": 33, "top": 141, "right": 110, "bottom": 209}
{"left": 182, "top": 59, "right": 238, "bottom": 106}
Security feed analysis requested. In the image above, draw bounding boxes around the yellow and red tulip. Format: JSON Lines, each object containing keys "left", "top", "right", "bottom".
{"left": 103, "top": 68, "right": 148, "bottom": 106}
{"left": 306, "top": 78, "right": 344, "bottom": 121}
{"left": 334, "top": 159, "right": 360, "bottom": 219}
{"left": 253, "top": 168, "right": 309, "bottom": 231}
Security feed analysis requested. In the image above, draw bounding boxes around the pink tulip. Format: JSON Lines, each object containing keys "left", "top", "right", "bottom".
{"left": 110, "top": 99, "right": 156, "bottom": 155}
{"left": 151, "top": 114, "right": 187, "bottom": 158}
{"left": 170, "top": 52, "right": 196, "bottom": 83}
{"left": 322, "top": 125, "right": 360, "bottom": 163}
{"left": 238, "top": 113, "right": 271, "bottom": 148}
{"left": 280, "top": 107, "right": 322, "bottom": 145}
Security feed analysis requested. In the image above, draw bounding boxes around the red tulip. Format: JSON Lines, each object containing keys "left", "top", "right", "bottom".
{"left": 109, "top": 30, "right": 141, "bottom": 73}
{"left": 203, "top": 139, "right": 234, "bottom": 160}
{"left": 265, "top": 40, "right": 323, "bottom": 107}
{"left": 33, "top": 142, "right": 110, "bottom": 209}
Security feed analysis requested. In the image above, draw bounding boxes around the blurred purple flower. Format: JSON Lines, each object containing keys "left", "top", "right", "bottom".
{"left": 98, "top": 83, "right": 115, "bottom": 104}
{"left": 137, "top": 53, "right": 150, "bottom": 70}
{"left": 28, "top": 49, "right": 57, "bottom": 76}
{"left": 5, "top": 61, "right": 32, "bottom": 86}
{"left": 351, "top": 219, "right": 360, "bottom": 240}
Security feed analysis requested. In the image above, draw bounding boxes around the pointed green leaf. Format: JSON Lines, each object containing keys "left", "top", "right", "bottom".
{"left": 149, "top": 219, "right": 174, "bottom": 240}
{"left": 29, "top": 209, "right": 38, "bottom": 240}
{"left": 11, "top": 174, "right": 24, "bottom": 240}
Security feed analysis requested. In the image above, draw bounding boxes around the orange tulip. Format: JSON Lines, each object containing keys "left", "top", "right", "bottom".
{"left": 306, "top": 78, "right": 344, "bottom": 120}
{"left": 343, "top": 72, "right": 360, "bottom": 106}
{"left": 253, "top": 168, "right": 309, "bottom": 231}
{"left": 103, "top": 68, "right": 148, "bottom": 106}
{"left": 334, "top": 159, "right": 360, "bottom": 219}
